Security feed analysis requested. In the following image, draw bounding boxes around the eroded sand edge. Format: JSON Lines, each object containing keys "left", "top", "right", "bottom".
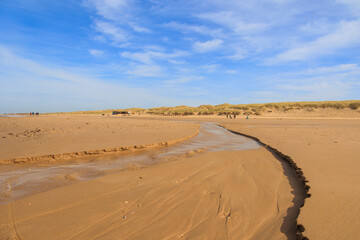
{"left": 221, "top": 125, "right": 310, "bottom": 240}
{"left": 0, "top": 129, "right": 200, "bottom": 165}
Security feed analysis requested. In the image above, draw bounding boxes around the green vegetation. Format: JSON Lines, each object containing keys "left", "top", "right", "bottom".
{"left": 48, "top": 100, "right": 360, "bottom": 116}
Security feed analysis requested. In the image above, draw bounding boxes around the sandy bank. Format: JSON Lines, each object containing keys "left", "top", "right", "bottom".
{"left": 0, "top": 115, "right": 199, "bottom": 164}
{"left": 222, "top": 119, "right": 360, "bottom": 240}
{"left": 0, "top": 148, "right": 299, "bottom": 240}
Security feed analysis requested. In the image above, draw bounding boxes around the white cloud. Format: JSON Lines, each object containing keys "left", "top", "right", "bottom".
{"left": 267, "top": 20, "right": 360, "bottom": 64}
{"left": 193, "top": 39, "right": 223, "bottom": 53}
{"left": 275, "top": 80, "right": 352, "bottom": 100}
{"left": 121, "top": 50, "right": 188, "bottom": 77}
{"left": 121, "top": 50, "right": 188, "bottom": 64}
{"left": 336, "top": 0, "right": 360, "bottom": 16}
{"left": 198, "top": 11, "right": 269, "bottom": 35}
{"left": 121, "top": 51, "right": 153, "bottom": 64}
{"left": 0, "top": 46, "right": 171, "bottom": 111}
{"left": 163, "top": 75, "right": 203, "bottom": 85}
{"left": 299, "top": 19, "right": 333, "bottom": 36}
{"left": 225, "top": 48, "right": 247, "bottom": 60}
{"left": 201, "top": 64, "right": 219, "bottom": 73}
{"left": 225, "top": 70, "right": 237, "bottom": 74}
{"left": 299, "top": 64, "right": 360, "bottom": 75}
{"left": 85, "top": 0, "right": 130, "bottom": 21}
{"left": 126, "top": 64, "right": 163, "bottom": 77}
{"left": 168, "top": 59, "right": 186, "bottom": 65}
{"left": 164, "top": 21, "right": 222, "bottom": 37}
{"left": 129, "top": 23, "right": 151, "bottom": 33}
{"left": 86, "top": 0, "right": 151, "bottom": 48}
{"left": 89, "top": 49, "right": 104, "bottom": 57}
{"left": 94, "top": 20, "right": 127, "bottom": 42}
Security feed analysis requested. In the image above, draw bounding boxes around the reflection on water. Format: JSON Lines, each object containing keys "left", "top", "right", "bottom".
{"left": 0, "top": 115, "right": 26, "bottom": 117}
{"left": 0, "top": 123, "right": 259, "bottom": 203}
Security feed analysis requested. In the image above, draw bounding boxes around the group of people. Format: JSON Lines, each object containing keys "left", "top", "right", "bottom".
{"left": 226, "top": 114, "right": 250, "bottom": 119}
{"left": 226, "top": 114, "right": 236, "bottom": 119}
{"left": 29, "top": 112, "right": 39, "bottom": 116}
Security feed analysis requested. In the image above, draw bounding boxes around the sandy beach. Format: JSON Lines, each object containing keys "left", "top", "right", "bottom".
{"left": 0, "top": 114, "right": 359, "bottom": 239}
{"left": 221, "top": 118, "right": 360, "bottom": 240}
{"left": 0, "top": 115, "right": 199, "bottom": 164}
{"left": 0, "top": 147, "right": 301, "bottom": 240}
{"left": 2, "top": 0, "right": 360, "bottom": 238}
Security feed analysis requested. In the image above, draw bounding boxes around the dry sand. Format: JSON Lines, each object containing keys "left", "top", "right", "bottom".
{"left": 0, "top": 115, "right": 199, "bottom": 164}
{"left": 222, "top": 118, "right": 360, "bottom": 240}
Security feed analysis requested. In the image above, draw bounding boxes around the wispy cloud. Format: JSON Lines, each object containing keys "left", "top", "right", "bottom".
{"left": 2, "top": 0, "right": 359, "bottom": 111}
{"left": 121, "top": 50, "right": 188, "bottom": 64}
{"left": 125, "top": 63, "right": 163, "bottom": 77}
{"left": 267, "top": 20, "right": 360, "bottom": 64}
{"left": 201, "top": 64, "right": 219, "bottom": 73}
{"left": 89, "top": 49, "right": 104, "bottom": 57}
{"left": 86, "top": 0, "right": 151, "bottom": 47}
{"left": 163, "top": 75, "right": 203, "bottom": 85}
{"left": 85, "top": 0, "right": 130, "bottom": 21}
{"left": 94, "top": 20, "right": 128, "bottom": 43}
{"left": 336, "top": 0, "right": 360, "bottom": 17}
{"left": 225, "top": 70, "right": 237, "bottom": 74}
{"left": 164, "top": 21, "right": 222, "bottom": 37}
{"left": 193, "top": 39, "right": 223, "bottom": 53}
{"left": 295, "top": 64, "right": 360, "bottom": 76}
{"left": 0, "top": 46, "right": 174, "bottom": 112}
{"left": 129, "top": 23, "right": 151, "bottom": 33}
{"left": 198, "top": 11, "right": 269, "bottom": 35}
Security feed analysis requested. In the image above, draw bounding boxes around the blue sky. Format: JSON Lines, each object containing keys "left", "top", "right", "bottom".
{"left": 0, "top": 0, "right": 359, "bottom": 112}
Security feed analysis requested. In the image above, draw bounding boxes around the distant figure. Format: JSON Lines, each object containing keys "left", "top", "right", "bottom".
{"left": 233, "top": 114, "right": 236, "bottom": 119}
{"left": 226, "top": 114, "right": 228, "bottom": 119}
{"left": 246, "top": 115, "right": 249, "bottom": 119}
{"left": 229, "top": 115, "right": 232, "bottom": 119}
{"left": 36, "top": 112, "right": 39, "bottom": 116}
{"left": 30, "top": 112, "right": 32, "bottom": 116}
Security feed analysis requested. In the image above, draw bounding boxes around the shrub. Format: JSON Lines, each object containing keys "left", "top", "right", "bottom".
{"left": 349, "top": 102, "right": 360, "bottom": 110}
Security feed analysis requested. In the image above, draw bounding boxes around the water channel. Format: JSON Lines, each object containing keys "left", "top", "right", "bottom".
{"left": 0, "top": 122, "right": 260, "bottom": 204}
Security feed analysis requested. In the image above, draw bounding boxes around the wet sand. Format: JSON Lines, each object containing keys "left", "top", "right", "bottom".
{"left": 0, "top": 120, "right": 303, "bottom": 240}
{"left": 222, "top": 118, "right": 360, "bottom": 240}
{"left": 0, "top": 123, "right": 259, "bottom": 203}
{"left": 0, "top": 143, "right": 299, "bottom": 240}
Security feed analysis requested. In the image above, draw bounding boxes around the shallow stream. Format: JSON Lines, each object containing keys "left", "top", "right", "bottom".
{"left": 0, "top": 123, "right": 259, "bottom": 203}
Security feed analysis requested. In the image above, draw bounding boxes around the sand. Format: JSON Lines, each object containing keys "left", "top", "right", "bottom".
{"left": 1, "top": 114, "right": 359, "bottom": 239}
{"left": 0, "top": 148, "right": 299, "bottom": 240}
{"left": 222, "top": 118, "right": 360, "bottom": 240}
{"left": 0, "top": 115, "right": 199, "bottom": 164}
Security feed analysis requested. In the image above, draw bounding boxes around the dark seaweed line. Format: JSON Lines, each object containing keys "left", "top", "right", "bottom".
{"left": 220, "top": 126, "right": 310, "bottom": 240}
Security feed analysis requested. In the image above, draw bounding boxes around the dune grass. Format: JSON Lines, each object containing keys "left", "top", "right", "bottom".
{"left": 47, "top": 100, "right": 360, "bottom": 116}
